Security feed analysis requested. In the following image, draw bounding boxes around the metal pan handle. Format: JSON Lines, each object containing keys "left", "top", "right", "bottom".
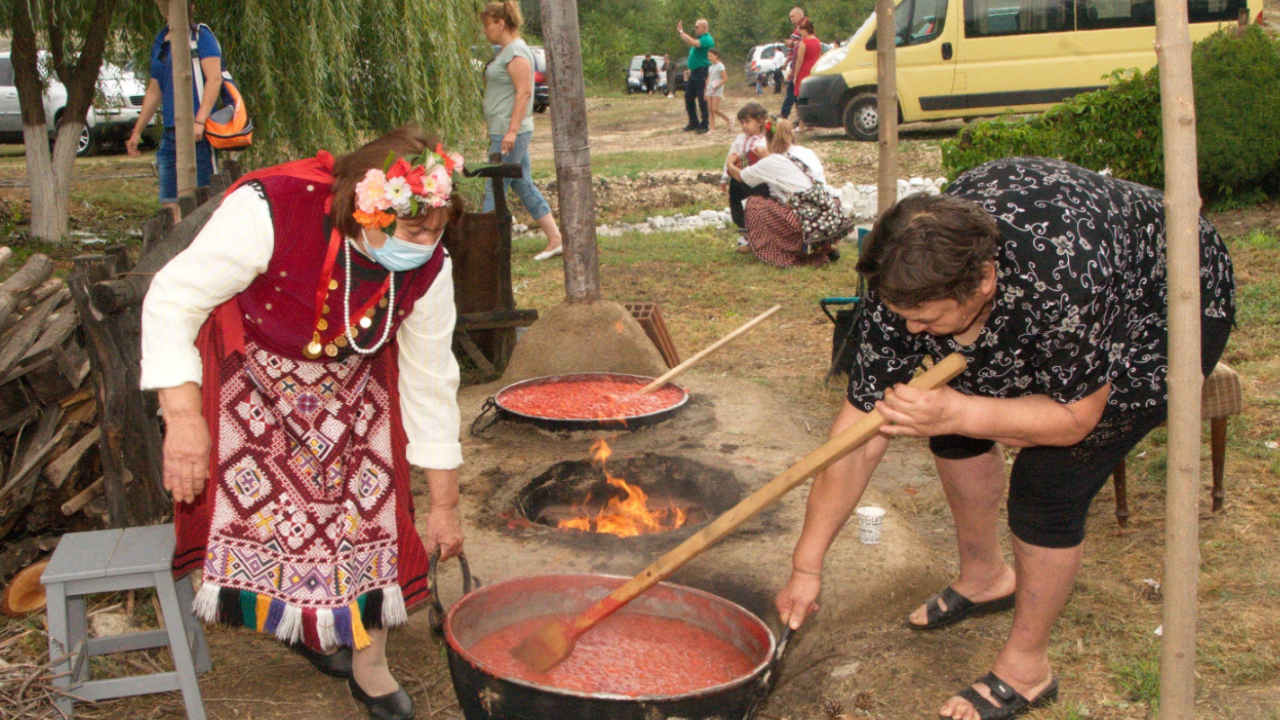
{"left": 427, "top": 549, "right": 481, "bottom": 635}
{"left": 469, "top": 397, "right": 501, "bottom": 437}
{"left": 744, "top": 626, "right": 795, "bottom": 720}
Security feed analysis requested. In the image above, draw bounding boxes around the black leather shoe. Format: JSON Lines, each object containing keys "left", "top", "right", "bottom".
{"left": 682, "top": 125, "right": 698, "bottom": 132}
{"left": 289, "top": 642, "right": 353, "bottom": 679}
{"left": 349, "top": 677, "right": 415, "bottom": 720}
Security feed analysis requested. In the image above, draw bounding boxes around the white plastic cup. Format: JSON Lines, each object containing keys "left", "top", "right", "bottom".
{"left": 856, "top": 506, "right": 886, "bottom": 545}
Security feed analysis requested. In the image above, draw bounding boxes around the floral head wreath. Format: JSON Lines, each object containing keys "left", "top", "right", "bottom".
{"left": 353, "top": 143, "right": 465, "bottom": 233}
{"left": 764, "top": 119, "right": 774, "bottom": 135}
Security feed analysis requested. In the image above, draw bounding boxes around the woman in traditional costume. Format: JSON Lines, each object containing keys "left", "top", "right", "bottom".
{"left": 141, "top": 126, "right": 465, "bottom": 720}
{"left": 726, "top": 117, "right": 837, "bottom": 268}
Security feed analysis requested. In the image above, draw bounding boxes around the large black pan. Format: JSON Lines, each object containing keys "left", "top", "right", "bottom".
{"left": 471, "top": 372, "right": 690, "bottom": 435}
{"left": 442, "top": 573, "right": 789, "bottom": 720}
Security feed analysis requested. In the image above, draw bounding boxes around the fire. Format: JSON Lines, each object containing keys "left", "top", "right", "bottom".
{"left": 557, "top": 439, "right": 689, "bottom": 537}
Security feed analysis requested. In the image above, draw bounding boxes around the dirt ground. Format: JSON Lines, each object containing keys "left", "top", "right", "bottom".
{"left": 2, "top": 81, "right": 1280, "bottom": 720}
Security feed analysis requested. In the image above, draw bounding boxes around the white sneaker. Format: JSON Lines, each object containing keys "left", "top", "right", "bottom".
{"left": 533, "top": 245, "right": 563, "bottom": 261}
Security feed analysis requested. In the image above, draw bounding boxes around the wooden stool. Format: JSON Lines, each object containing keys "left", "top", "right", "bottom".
{"left": 41, "top": 524, "right": 210, "bottom": 718}
{"left": 1113, "top": 362, "right": 1243, "bottom": 526}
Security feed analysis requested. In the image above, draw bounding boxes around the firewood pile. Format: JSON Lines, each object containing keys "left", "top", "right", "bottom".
{"left": 0, "top": 248, "right": 101, "bottom": 584}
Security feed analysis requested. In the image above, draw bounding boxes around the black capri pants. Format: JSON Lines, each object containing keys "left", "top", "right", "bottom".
{"left": 930, "top": 316, "right": 1232, "bottom": 549}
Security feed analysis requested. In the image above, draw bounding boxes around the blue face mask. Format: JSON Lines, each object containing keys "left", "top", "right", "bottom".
{"left": 364, "top": 230, "right": 440, "bottom": 272}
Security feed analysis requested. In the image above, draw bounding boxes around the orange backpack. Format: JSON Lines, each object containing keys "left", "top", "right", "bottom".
{"left": 192, "top": 25, "right": 253, "bottom": 150}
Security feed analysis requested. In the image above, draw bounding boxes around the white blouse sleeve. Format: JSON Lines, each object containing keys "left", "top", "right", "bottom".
{"left": 395, "top": 256, "right": 463, "bottom": 471}
{"left": 140, "top": 185, "right": 275, "bottom": 390}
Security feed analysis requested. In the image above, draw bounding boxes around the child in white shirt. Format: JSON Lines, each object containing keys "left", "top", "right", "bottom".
{"left": 720, "top": 102, "right": 772, "bottom": 249}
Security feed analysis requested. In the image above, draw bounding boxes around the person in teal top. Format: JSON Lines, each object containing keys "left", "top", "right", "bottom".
{"left": 677, "top": 19, "right": 714, "bottom": 133}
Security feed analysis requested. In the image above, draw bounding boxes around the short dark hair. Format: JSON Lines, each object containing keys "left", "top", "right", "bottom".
{"left": 737, "top": 102, "right": 768, "bottom": 122}
{"left": 330, "top": 125, "right": 463, "bottom": 240}
{"left": 855, "top": 194, "right": 1000, "bottom": 307}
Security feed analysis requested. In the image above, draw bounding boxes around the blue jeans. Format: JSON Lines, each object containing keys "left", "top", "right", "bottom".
{"left": 781, "top": 81, "right": 797, "bottom": 119}
{"left": 157, "top": 129, "right": 214, "bottom": 203}
{"left": 482, "top": 131, "right": 551, "bottom": 220}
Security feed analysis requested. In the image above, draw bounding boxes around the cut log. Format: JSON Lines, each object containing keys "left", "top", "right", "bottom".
{"left": 0, "top": 406, "right": 39, "bottom": 436}
{"left": 45, "top": 426, "right": 100, "bottom": 489}
{"left": 0, "top": 406, "right": 66, "bottom": 535}
{"left": 0, "top": 288, "right": 72, "bottom": 377}
{"left": 0, "top": 559, "right": 49, "bottom": 618}
{"left": 21, "top": 302, "right": 79, "bottom": 363}
{"left": 28, "top": 277, "right": 65, "bottom": 306}
{"left": 0, "top": 254, "right": 54, "bottom": 329}
{"left": 62, "top": 476, "right": 104, "bottom": 516}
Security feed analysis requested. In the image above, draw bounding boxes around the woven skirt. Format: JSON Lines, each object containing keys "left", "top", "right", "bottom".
{"left": 744, "top": 196, "right": 831, "bottom": 268}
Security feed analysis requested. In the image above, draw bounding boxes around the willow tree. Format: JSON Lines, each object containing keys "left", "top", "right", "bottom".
{"left": 117, "top": 0, "right": 483, "bottom": 166}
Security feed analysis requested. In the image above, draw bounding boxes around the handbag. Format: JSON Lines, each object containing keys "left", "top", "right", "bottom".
{"left": 785, "top": 152, "right": 854, "bottom": 254}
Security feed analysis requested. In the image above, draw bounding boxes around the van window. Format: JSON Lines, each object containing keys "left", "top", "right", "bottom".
{"left": 867, "top": 0, "right": 949, "bottom": 49}
{"left": 1076, "top": 0, "right": 1155, "bottom": 28}
{"left": 965, "top": 0, "right": 1073, "bottom": 36}
{"left": 0, "top": 58, "right": 13, "bottom": 87}
{"left": 1187, "top": 0, "right": 1247, "bottom": 23}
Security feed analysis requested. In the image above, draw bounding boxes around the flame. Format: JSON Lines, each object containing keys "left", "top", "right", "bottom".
{"left": 557, "top": 439, "right": 690, "bottom": 537}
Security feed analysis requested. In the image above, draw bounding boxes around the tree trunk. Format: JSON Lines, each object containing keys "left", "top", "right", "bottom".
{"left": 1155, "top": 0, "right": 1202, "bottom": 715}
{"left": 876, "top": 0, "right": 899, "bottom": 215}
{"left": 540, "top": 0, "right": 602, "bottom": 303}
{"left": 170, "top": 0, "right": 198, "bottom": 204}
{"left": 9, "top": 0, "right": 118, "bottom": 243}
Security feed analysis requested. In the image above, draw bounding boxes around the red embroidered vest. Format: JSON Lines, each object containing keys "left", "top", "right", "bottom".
{"left": 235, "top": 175, "right": 446, "bottom": 360}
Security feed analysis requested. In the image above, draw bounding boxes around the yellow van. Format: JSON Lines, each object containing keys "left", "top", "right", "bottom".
{"left": 797, "top": 0, "right": 1264, "bottom": 140}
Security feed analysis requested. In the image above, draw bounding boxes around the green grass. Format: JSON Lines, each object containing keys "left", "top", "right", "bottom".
{"left": 531, "top": 144, "right": 725, "bottom": 180}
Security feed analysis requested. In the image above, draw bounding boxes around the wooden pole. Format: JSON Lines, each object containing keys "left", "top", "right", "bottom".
{"left": 1155, "top": 0, "right": 1202, "bottom": 714}
{"left": 875, "top": 0, "right": 899, "bottom": 215}
{"left": 169, "top": 0, "right": 197, "bottom": 207}
{"left": 539, "top": 0, "right": 602, "bottom": 303}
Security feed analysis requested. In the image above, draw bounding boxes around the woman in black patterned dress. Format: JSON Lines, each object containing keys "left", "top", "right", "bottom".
{"left": 775, "top": 157, "right": 1234, "bottom": 720}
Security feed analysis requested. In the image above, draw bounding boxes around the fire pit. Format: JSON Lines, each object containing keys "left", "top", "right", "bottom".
{"left": 515, "top": 440, "right": 742, "bottom": 540}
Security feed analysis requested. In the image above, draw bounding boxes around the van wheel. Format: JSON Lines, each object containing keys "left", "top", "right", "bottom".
{"left": 843, "top": 93, "right": 879, "bottom": 142}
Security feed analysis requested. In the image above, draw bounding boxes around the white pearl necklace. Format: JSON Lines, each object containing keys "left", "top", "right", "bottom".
{"left": 343, "top": 236, "right": 396, "bottom": 355}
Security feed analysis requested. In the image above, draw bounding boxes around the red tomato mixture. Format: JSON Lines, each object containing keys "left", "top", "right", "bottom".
{"left": 500, "top": 379, "right": 684, "bottom": 420}
{"left": 467, "top": 612, "right": 757, "bottom": 696}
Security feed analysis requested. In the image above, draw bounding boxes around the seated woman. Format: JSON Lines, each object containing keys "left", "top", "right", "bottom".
{"left": 726, "top": 118, "right": 836, "bottom": 268}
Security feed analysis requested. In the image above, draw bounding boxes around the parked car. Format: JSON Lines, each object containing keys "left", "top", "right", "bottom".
{"left": 0, "top": 52, "right": 152, "bottom": 156}
{"left": 744, "top": 43, "right": 786, "bottom": 87}
{"left": 798, "top": 0, "right": 1264, "bottom": 140}
{"left": 626, "top": 55, "right": 668, "bottom": 94}
{"left": 529, "top": 45, "right": 549, "bottom": 113}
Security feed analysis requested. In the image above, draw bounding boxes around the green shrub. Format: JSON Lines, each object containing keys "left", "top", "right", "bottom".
{"left": 941, "top": 26, "right": 1280, "bottom": 200}
{"left": 1194, "top": 26, "right": 1280, "bottom": 196}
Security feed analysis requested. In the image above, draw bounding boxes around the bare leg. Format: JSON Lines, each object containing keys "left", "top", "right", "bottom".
{"left": 352, "top": 628, "right": 399, "bottom": 696}
{"left": 938, "top": 536, "right": 1078, "bottom": 719}
{"left": 909, "top": 445, "right": 1016, "bottom": 626}
{"left": 165, "top": 202, "right": 181, "bottom": 223}
{"left": 534, "top": 212, "right": 562, "bottom": 254}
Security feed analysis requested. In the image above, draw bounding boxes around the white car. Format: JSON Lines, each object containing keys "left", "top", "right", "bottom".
{"left": 744, "top": 43, "right": 787, "bottom": 87}
{"left": 0, "top": 52, "right": 151, "bottom": 157}
{"left": 626, "top": 55, "right": 667, "bottom": 94}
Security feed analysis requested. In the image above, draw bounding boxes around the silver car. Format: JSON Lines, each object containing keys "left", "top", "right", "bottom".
{"left": 0, "top": 52, "right": 152, "bottom": 156}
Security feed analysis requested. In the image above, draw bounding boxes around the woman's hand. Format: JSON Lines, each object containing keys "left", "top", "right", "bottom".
{"left": 424, "top": 505, "right": 464, "bottom": 561}
{"left": 726, "top": 163, "right": 743, "bottom": 181}
{"left": 501, "top": 130, "right": 517, "bottom": 155}
{"left": 776, "top": 569, "right": 821, "bottom": 630}
{"left": 162, "top": 412, "right": 211, "bottom": 504}
{"left": 193, "top": 121, "right": 205, "bottom": 142}
{"left": 126, "top": 131, "right": 142, "bottom": 157}
{"left": 875, "top": 384, "right": 966, "bottom": 437}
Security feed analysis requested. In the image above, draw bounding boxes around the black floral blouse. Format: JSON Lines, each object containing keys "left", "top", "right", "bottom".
{"left": 847, "top": 157, "right": 1235, "bottom": 419}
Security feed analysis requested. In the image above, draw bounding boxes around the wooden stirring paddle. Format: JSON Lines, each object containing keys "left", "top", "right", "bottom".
{"left": 513, "top": 352, "right": 970, "bottom": 672}
{"left": 633, "top": 305, "right": 782, "bottom": 397}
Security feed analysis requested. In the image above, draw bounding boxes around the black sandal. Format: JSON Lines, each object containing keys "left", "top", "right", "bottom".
{"left": 909, "top": 586, "right": 1015, "bottom": 630}
{"left": 944, "top": 672, "right": 1059, "bottom": 720}
{"left": 290, "top": 642, "right": 353, "bottom": 679}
